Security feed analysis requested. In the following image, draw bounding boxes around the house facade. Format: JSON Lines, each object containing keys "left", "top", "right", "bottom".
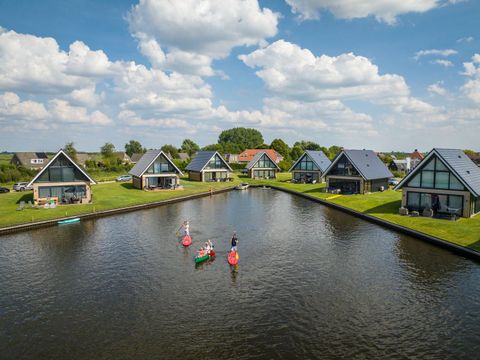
{"left": 11, "top": 152, "right": 49, "bottom": 170}
{"left": 289, "top": 150, "right": 331, "bottom": 183}
{"left": 27, "top": 149, "right": 96, "bottom": 205}
{"left": 323, "top": 150, "right": 392, "bottom": 194}
{"left": 129, "top": 150, "right": 183, "bottom": 190}
{"left": 186, "top": 151, "right": 232, "bottom": 182}
{"left": 394, "top": 149, "right": 480, "bottom": 218}
{"left": 239, "top": 149, "right": 283, "bottom": 164}
{"left": 246, "top": 151, "right": 280, "bottom": 179}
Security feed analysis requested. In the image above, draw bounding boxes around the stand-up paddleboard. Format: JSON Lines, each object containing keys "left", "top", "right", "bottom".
{"left": 227, "top": 250, "right": 239, "bottom": 265}
{"left": 182, "top": 235, "right": 192, "bottom": 247}
{"left": 58, "top": 217, "right": 80, "bottom": 225}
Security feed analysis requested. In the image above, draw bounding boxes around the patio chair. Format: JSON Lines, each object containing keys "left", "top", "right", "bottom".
{"left": 27, "top": 200, "right": 36, "bottom": 209}
{"left": 16, "top": 201, "right": 25, "bottom": 211}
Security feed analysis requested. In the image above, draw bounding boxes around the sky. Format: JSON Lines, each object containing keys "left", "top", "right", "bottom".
{"left": 0, "top": 0, "right": 479, "bottom": 152}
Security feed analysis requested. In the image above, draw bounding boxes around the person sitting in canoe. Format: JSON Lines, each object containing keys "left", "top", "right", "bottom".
{"left": 205, "top": 239, "right": 214, "bottom": 251}
{"left": 197, "top": 247, "right": 206, "bottom": 258}
{"left": 231, "top": 232, "right": 238, "bottom": 251}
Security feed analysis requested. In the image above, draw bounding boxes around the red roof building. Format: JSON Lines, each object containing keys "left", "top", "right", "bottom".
{"left": 410, "top": 149, "right": 424, "bottom": 161}
{"left": 238, "top": 149, "right": 283, "bottom": 163}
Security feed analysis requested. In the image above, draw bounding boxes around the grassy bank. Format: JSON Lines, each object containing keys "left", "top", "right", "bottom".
{"left": 247, "top": 173, "right": 480, "bottom": 251}
{"left": 0, "top": 177, "right": 240, "bottom": 228}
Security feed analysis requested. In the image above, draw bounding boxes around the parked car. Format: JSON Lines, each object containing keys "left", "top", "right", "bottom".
{"left": 388, "top": 178, "right": 399, "bottom": 186}
{"left": 116, "top": 175, "right": 132, "bottom": 182}
{"left": 0, "top": 187, "right": 10, "bottom": 193}
{"left": 13, "top": 182, "right": 33, "bottom": 191}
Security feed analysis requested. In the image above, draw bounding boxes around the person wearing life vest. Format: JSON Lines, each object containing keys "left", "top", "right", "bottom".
{"left": 231, "top": 232, "right": 238, "bottom": 251}
{"left": 198, "top": 247, "right": 206, "bottom": 257}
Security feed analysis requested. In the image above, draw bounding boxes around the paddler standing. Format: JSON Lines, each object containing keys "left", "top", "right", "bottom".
{"left": 230, "top": 232, "right": 238, "bottom": 251}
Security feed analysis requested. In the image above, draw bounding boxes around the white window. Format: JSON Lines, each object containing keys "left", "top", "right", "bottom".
{"left": 30, "top": 159, "right": 44, "bottom": 164}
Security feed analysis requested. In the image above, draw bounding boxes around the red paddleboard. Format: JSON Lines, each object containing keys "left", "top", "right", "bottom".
{"left": 182, "top": 235, "right": 192, "bottom": 247}
{"left": 227, "top": 250, "right": 239, "bottom": 265}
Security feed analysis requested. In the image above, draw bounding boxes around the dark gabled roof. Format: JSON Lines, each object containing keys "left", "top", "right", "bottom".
{"left": 288, "top": 150, "right": 331, "bottom": 172}
{"left": 185, "top": 151, "right": 232, "bottom": 172}
{"left": 394, "top": 148, "right": 480, "bottom": 197}
{"left": 323, "top": 149, "right": 393, "bottom": 180}
{"left": 27, "top": 149, "right": 96, "bottom": 186}
{"left": 129, "top": 149, "right": 183, "bottom": 177}
{"left": 130, "top": 153, "right": 144, "bottom": 163}
{"left": 246, "top": 151, "right": 281, "bottom": 170}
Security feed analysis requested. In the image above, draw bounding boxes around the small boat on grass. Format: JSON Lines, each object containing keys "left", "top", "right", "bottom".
{"left": 227, "top": 250, "right": 239, "bottom": 265}
{"left": 235, "top": 183, "right": 249, "bottom": 190}
{"left": 182, "top": 235, "right": 192, "bottom": 247}
{"left": 57, "top": 217, "right": 80, "bottom": 225}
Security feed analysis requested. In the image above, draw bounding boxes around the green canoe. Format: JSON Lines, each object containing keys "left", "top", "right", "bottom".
{"left": 195, "top": 254, "right": 209, "bottom": 264}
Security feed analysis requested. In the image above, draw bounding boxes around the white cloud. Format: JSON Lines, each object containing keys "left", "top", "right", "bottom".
{"left": 48, "top": 99, "right": 112, "bottom": 125}
{"left": 431, "top": 59, "right": 454, "bottom": 67}
{"left": 428, "top": 82, "right": 447, "bottom": 96}
{"left": 239, "top": 40, "right": 410, "bottom": 101}
{"left": 239, "top": 39, "right": 443, "bottom": 131}
{"left": 414, "top": 48, "right": 457, "bottom": 60}
{"left": 457, "top": 36, "right": 474, "bottom": 43}
{"left": 285, "top": 0, "right": 443, "bottom": 24}
{"left": 462, "top": 54, "right": 480, "bottom": 103}
{"left": 0, "top": 92, "right": 49, "bottom": 120}
{"left": 127, "top": 0, "right": 279, "bottom": 75}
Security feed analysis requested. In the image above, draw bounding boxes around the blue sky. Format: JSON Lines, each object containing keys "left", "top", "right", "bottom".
{"left": 0, "top": 0, "right": 479, "bottom": 152}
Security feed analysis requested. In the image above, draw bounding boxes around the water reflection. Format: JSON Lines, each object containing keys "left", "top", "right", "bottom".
{"left": 1, "top": 189, "right": 480, "bottom": 359}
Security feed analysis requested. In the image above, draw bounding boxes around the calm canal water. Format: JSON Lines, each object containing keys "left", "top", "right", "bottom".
{"left": 1, "top": 189, "right": 480, "bottom": 359}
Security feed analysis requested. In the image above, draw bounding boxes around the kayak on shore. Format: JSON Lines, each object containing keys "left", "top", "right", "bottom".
{"left": 227, "top": 250, "right": 239, "bottom": 265}
{"left": 182, "top": 235, "right": 192, "bottom": 247}
{"left": 58, "top": 218, "right": 80, "bottom": 225}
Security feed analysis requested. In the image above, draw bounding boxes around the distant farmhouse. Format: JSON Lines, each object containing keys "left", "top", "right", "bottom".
{"left": 10, "top": 152, "right": 49, "bottom": 170}
{"left": 239, "top": 149, "right": 283, "bottom": 164}
{"left": 391, "top": 149, "right": 425, "bottom": 173}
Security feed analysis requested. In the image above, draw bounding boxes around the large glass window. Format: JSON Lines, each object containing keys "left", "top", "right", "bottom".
{"left": 329, "top": 154, "right": 359, "bottom": 176}
{"left": 253, "top": 170, "right": 275, "bottom": 178}
{"left": 293, "top": 154, "right": 319, "bottom": 172}
{"left": 36, "top": 153, "right": 89, "bottom": 183}
{"left": 205, "top": 154, "right": 227, "bottom": 169}
{"left": 147, "top": 154, "right": 175, "bottom": 174}
{"left": 38, "top": 185, "right": 87, "bottom": 201}
{"left": 253, "top": 154, "right": 276, "bottom": 169}
{"left": 406, "top": 155, "right": 465, "bottom": 191}
{"left": 407, "top": 191, "right": 463, "bottom": 215}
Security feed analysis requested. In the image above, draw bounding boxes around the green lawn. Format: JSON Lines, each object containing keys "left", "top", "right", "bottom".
{"left": 0, "top": 176, "right": 241, "bottom": 228}
{"left": 245, "top": 172, "right": 480, "bottom": 251}
{"left": 0, "top": 153, "right": 12, "bottom": 166}
{"left": 2, "top": 171, "right": 479, "bottom": 252}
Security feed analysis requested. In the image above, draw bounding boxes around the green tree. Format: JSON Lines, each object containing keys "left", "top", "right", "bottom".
{"left": 290, "top": 146, "right": 304, "bottom": 161}
{"left": 101, "top": 142, "right": 115, "bottom": 159}
{"left": 278, "top": 159, "right": 293, "bottom": 172}
{"left": 255, "top": 143, "right": 270, "bottom": 149}
{"left": 328, "top": 145, "right": 343, "bottom": 160}
{"left": 64, "top": 142, "right": 77, "bottom": 161}
{"left": 270, "top": 138, "right": 290, "bottom": 159}
{"left": 180, "top": 139, "right": 200, "bottom": 156}
{"left": 161, "top": 144, "right": 179, "bottom": 159}
{"left": 124, "top": 140, "right": 145, "bottom": 157}
{"left": 293, "top": 140, "right": 322, "bottom": 151}
{"left": 201, "top": 144, "right": 224, "bottom": 153}
{"left": 464, "top": 149, "right": 476, "bottom": 156}
{"left": 218, "top": 127, "right": 263, "bottom": 151}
